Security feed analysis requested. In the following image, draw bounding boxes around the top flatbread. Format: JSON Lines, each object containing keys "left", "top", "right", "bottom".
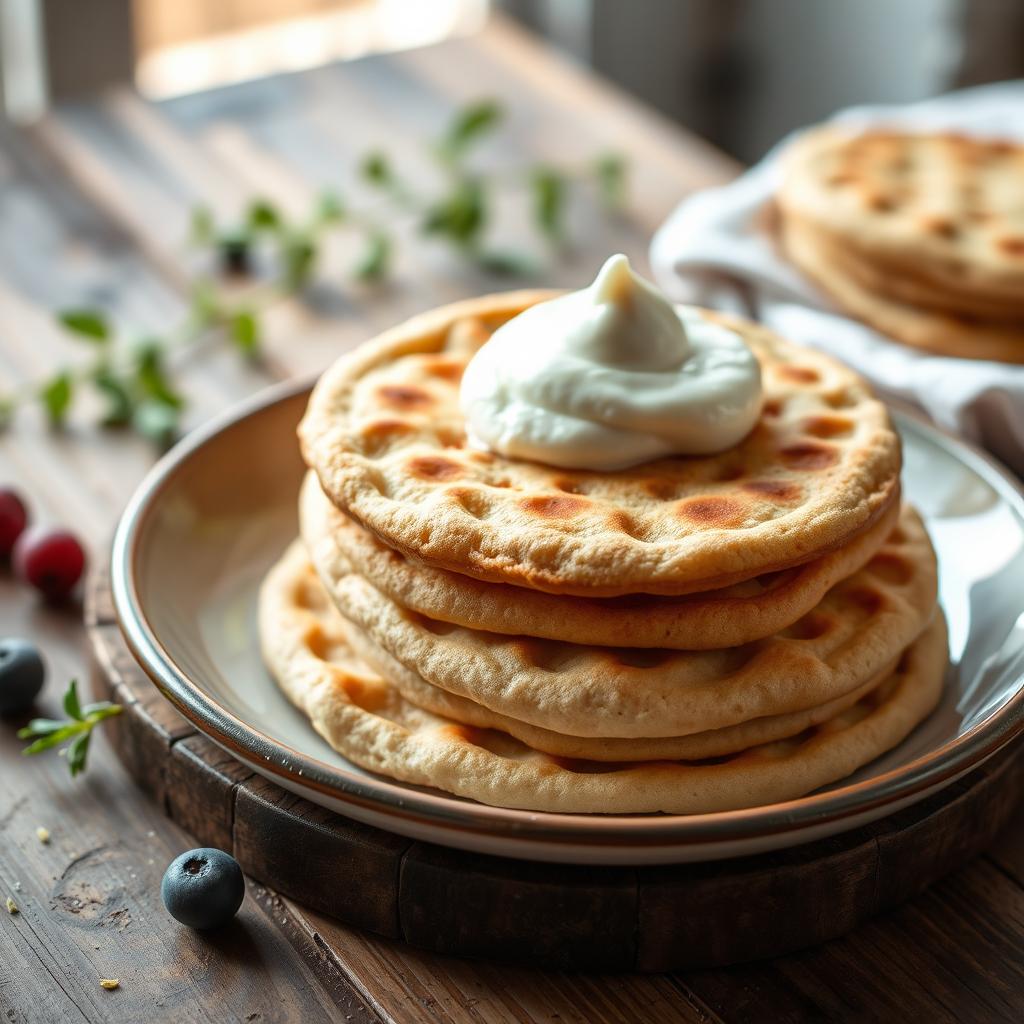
{"left": 778, "top": 128, "right": 1024, "bottom": 302}
{"left": 299, "top": 292, "right": 900, "bottom": 597}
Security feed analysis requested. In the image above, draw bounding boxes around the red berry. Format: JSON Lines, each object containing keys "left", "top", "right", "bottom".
{"left": 12, "top": 526, "right": 86, "bottom": 600}
{"left": 0, "top": 488, "right": 28, "bottom": 557}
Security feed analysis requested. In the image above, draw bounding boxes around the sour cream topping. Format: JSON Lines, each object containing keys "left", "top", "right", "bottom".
{"left": 459, "top": 254, "right": 764, "bottom": 470}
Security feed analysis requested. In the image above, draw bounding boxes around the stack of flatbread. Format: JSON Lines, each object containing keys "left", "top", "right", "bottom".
{"left": 260, "top": 292, "right": 947, "bottom": 814}
{"left": 777, "top": 129, "right": 1024, "bottom": 363}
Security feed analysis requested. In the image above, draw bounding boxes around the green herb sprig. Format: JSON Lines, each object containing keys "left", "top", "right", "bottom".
{"left": 18, "top": 680, "right": 123, "bottom": 777}
{"left": 0, "top": 100, "right": 625, "bottom": 447}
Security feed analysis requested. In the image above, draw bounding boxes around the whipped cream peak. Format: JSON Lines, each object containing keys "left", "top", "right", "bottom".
{"left": 577, "top": 254, "right": 690, "bottom": 371}
{"left": 459, "top": 254, "right": 764, "bottom": 471}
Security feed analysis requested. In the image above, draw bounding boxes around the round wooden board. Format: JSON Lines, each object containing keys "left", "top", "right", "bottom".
{"left": 86, "top": 564, "right": 1024, "bottom": 973}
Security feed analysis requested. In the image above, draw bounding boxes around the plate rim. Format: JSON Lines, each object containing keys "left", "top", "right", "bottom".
{"left": 111, "top": 378, "right": 1024, "bottom": 853}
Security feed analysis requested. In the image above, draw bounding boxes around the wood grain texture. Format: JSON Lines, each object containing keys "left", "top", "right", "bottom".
{"left": 2, "top": 12, "right": 1023, "bottom": 1022}
{"left": 296, "top": 909, "right": 721, "bottom": 1024}
{"left": 86, "top": 567, "right": 1024, "bottom": 981}
{"left": 167, "top": 736, "right": 255, "bottom": 852}
{"left": 234, "top": 776, "right": 410, "bottom": 939}
{"left": 399, "top": 843, "right": 638, "bottom": 971}
{"left": 1, "top": 591, "right": 379, "bottom": 1024}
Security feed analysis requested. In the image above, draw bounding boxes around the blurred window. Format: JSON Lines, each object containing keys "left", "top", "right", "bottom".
{"left": 134, "top": 0, "right": 490, "bottom": 98}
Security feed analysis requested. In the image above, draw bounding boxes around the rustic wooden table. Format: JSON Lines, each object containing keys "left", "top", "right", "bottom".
{"left": 1, "top": 17, "right": 1022, "bottom": 1024}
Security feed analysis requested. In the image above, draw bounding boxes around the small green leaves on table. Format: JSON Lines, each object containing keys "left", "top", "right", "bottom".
{"left": 593, "top": 153, "right": 627, "bottom": 211}
{"left": 38, "top": 373, "right": 73, "bottom": 427}
{"left": 18, "top": 679, "right": 122, "bottom": 778}
{"left": 436, "top": 99, "right": 503, "bottom": 163}
{"left": 0, "top": 98, "right": 626, "bottom": 446}
{"left": 58, "top": 310, "right": 111, "bottom": 343}
{"left": 531, "top": 167, "right": 567, "bottom": 246}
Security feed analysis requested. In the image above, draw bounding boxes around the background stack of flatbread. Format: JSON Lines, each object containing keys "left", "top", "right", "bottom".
{"left": 260, "top": 292, "right": 948, "bottom": 815}
{"left": 777, "top": 129, "right": 1024, "bottom": 363}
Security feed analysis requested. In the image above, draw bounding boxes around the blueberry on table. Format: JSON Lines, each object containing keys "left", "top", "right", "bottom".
{"left": 0, "top": 638, "right": 45, "bottom": 714}
{"left": 161, "top": 848, "right": 245, "bottom": 929}
{"left": 12, "top": 526, "right": 86, "bottom": 601}
{"left": 218, "top": 232, "right": 251, "bottom": 276}
{"left": 0, "top": 488, "right": 29, "bottom": 558}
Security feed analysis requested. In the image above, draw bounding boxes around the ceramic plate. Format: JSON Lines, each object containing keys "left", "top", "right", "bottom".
{"left": 111, "top": 379, "right": 1024, "bottom": 865}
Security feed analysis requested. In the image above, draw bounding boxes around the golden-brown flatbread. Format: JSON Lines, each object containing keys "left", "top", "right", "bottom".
{"left": 260, "top": 540, "right": 947, "bottom": 814}
{"left": 317, "top": 504, "right": 937, "bottom": 739}
{"left": 781, "top": 215, "right": 1024, "bottom": 363}
{"left": 299, "top": 293, "right": 901, "bottom": 597}
{"left": 779, "top": 128, "right": 1024, "bottom": 302}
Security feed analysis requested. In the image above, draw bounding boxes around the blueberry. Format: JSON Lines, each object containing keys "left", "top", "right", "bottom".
{"left": 161, "top": 848, "right": 245, "bottom": 929}
{"left": 0, "top": 638, "right": 45, "bottom": 714}
{"left": 218, "top": 232, "right": 251, "bottom": 276}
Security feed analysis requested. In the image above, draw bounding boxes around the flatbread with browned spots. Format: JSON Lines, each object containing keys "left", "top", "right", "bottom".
{"left": 316, "top": 504, "right": 937, "bottom": 738}
{"left": 781, "top": 214, "right": 1024, "bottom": 363}
{"left": 782, "top": 214, "right": 1024, "bottom": 321}
{"left": 778, "top": 128, "right": 1024, "bottom": 306}
{"left": 260, "top": 540, "right": 947, "bottom": 814}
{"left": 341, "top": 619, "right": 900, "bottom": 761}
{"left": 300, "top": 471, "right": 900, "bottom": 650}
{"left": 299, "top": 292, "right": 900, "bottom": 597}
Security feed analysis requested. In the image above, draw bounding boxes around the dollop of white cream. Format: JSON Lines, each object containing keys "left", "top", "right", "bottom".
{"left": 459, "top": 254, "right": 764, "bottom": 470}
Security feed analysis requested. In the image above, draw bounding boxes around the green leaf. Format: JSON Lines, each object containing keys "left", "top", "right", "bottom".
{"left": 17, "top": 718, "right": 76, "bottom": 739}
{"left": 190, "top": 205, "right": 215, "bottom": 246}
{"left": 133, "top": 400, "right": 180, "bottom": 449}
{"left": 473, "top": 249, "right": 538, "bottom": 277}
{"left": 531, "top": 168, "right": 566, "bottom": 244}
{"left": 353, "top": 231, "right": 392, "bottom": 282}
{"left": 360, "top": 152, "right": 392, "bottom": 186}
{"left": 39, "top": 372, "right": 73, "bottom": 426}
{"left": 229, "top": 310, "right": 260, "bottom": 357}
{"left": 66, "top": 732, "right": 91, "bottom": 778}
{"left": 438, "top": 100, "right": 503, "bottom": 161}
{"left": 134, "top": 343, "right": 184, "bottom": 409}
{"left": 421, "top": 179, "right": 486, "bottom": 248}
{"left": 83, "top": 702, "right": 122, "bottom": 723}
{"left": 91, "top": 365, "right": 135, "bottom": 427}
{"left": 19, "top": 688, "right": 122, "bottom": 777}
{"left": 315, "top": 189, "right": 345, "bottom": 225}
{"left": 190, "top": 280, "right": 221, "bottom": 331}
{"left": 247, "top": 199, "right": 281, "bottom": 232}
{"left": 63, "top": 680, "right": 83, "bottom": 722}
{"left": 282, "top": 235, "right": 317, "bottom": 292}
{"left": 58, "top": 310, "right": 110, "bottom": 344}
{"left": 593, "top": 153, "right": 627, "bottom": 210}
{"left": 19, "top": 723, "right": 85, "bottom": 754}
{"left": 0, "top": 396, "right": 14, "bottom": 430}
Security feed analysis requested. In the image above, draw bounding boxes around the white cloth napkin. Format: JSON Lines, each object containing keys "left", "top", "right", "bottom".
{"left": 650, "top": 81, "right": 1024, "bottom": 476}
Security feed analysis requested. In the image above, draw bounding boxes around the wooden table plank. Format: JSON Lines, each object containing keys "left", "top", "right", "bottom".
{"left": 989, "top": 808, "right": 1024, "bottom": 887}
{"left": 0, "top": 13, "right": 1022, "bottom": 1024}
{"left": 0, "top": 70, "right": 375, "bottom": 1021}
{"left": 26, "top": 14, "right": 738, "bottom": 392}
{"left": 685, "top": 858, "right": 1024, "bottom": 1024}
{"left": 0, "top": 584, "right": 380, "bottom": 1023}
{"left": 295, "top": 910, "right": 720, "bottom": 1024}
